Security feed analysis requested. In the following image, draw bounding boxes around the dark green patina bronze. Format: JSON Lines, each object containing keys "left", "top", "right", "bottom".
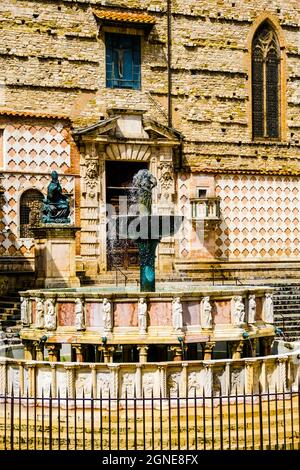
{"left": 114, "top": 170, "right": 183, "bottom": 292}
{"left": 42, "top": 171, "right": 70, "bottom": 224}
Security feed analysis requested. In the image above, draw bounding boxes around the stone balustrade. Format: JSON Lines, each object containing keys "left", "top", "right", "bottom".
{"left": 0, "top": 342, "right": 299, "bottom": 398}
{"left": 190, "top": 197, "right": 221, "bottom": 220}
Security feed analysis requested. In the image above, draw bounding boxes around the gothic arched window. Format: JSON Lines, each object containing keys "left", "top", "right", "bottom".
{"left": 252, "top": 23, "right": 280, "bottom": 139}
{"left": 20, "top": 190, "right": 44, "bottom": 238}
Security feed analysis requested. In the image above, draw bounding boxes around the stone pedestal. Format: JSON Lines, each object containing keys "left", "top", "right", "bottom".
{"left": 33, "top": 225, "right": 80, "bottom": 288}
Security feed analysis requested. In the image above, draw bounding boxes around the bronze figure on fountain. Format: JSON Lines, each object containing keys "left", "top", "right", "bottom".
{"left": 42, "top": 171, "right": 70, "bottom": 224}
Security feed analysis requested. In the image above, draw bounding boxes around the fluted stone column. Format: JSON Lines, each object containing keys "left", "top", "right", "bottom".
{"left": 277, "top": 357, "right": 288, "bottom": 391}
{"left": 181, "top": 363, "right": 188, "bottom": 396}
{"left": 65, "top": 365, "right": 76, "bottom": 398}
{"left": 90, "top": 364, "right": 97, "bottom": 397}
{"left": 109, "top": 364, "right": 119, "bottom": 397}
{"left": 50, "top": 364, "right": 57, "bottom": 396}
{"left": 136, "top": 365, "right": 142, "bottom": 398}
{"left": 203, "top": 363, "right": 213, "bottom": 395}
{"left": 158, "top": 365, "right": 166, "bottom": 396}
{"left": 0, "top": 361, "right": 6, "bottom": 395}
{"left": 245, "top": 360, "right": 255, "bottom": 393}
{"left": 27, "top": 363, "right": 36, "bottom": 398}
{"left": 19, "top": 364, "right": 24, "bottom": 395}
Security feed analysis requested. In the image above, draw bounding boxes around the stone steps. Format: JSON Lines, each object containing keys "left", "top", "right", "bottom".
{"left": 272, "top": 283, "right": 300, "bottom": 341}
{"left": 0, "top": 291, "right": 21, "bottom": 344}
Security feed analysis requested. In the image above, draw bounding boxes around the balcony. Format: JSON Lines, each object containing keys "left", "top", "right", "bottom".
{"left": 190, "top": 197, "right": 221, "bottom": 221}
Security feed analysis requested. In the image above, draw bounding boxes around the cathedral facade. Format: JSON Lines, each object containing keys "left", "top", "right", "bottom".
{"left": 0, "top": 0, "right": 300, "bottom": 290}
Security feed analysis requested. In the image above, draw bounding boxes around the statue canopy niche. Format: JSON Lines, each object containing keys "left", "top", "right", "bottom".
{"left": 42, "top": 171, "right": 70, "bottom": 224}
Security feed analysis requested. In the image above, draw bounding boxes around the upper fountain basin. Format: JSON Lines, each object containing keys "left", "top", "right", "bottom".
{"left": 110, "top": 215, "right": 184, "bottom": 240}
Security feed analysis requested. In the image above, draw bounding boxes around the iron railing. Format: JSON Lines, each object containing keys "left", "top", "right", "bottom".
{"left": 0, "top": 384, "right": 299, "bottom": 450}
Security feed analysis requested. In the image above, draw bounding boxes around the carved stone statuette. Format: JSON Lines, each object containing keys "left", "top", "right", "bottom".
{"left": 103, "top": 298, "right": 113, "bottom": 333}
{"left": 44, "top": 298, "right": 56, "bottom": 331}
{"left": 172, "top": 297, "right": 183, "bottom": 333}
{"left": 75, "top": 297, "right": 85, "bottom": 331}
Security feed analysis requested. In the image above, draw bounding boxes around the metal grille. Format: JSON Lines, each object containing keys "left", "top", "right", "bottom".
{"left": 20, "top": 189, "right": 44, "bottom": 238}
{"left": 1, "top": 385, "right": 300, "bottom": 450}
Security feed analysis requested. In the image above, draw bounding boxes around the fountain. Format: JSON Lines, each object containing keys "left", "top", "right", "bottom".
{"left": 110, "top": 169, "right": 183, "bottom": 292}
{"left": 17, "top": 169, "right": 276, "bottom": 375}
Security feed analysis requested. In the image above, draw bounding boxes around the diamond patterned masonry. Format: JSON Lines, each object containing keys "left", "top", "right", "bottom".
{"left": 215, "top": 175, "right": 300, "bottom": 259}
{"left": 4, "top": 122, "right": 70, "bottom": 172}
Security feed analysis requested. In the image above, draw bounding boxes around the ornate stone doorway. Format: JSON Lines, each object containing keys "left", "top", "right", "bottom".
{"left": 106, "top": 160, "right": 148, "bottom": 270}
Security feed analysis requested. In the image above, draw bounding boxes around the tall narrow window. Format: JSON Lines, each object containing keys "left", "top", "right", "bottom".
{"left": 252, "top": 23, "right": 280, "bottom": 139}
{"left": 106, "top": 33, "right": 141, "bottom": 90}
{"left": 20, "top": 190, "right": 44, "bottom": 238}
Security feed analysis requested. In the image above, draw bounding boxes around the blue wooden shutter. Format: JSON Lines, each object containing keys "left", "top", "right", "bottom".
{"left": 106, "top": 33, "right": 141, "bottom": 90}
{"left": 132, "top": 36, "right": 141, "bottom": 90}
